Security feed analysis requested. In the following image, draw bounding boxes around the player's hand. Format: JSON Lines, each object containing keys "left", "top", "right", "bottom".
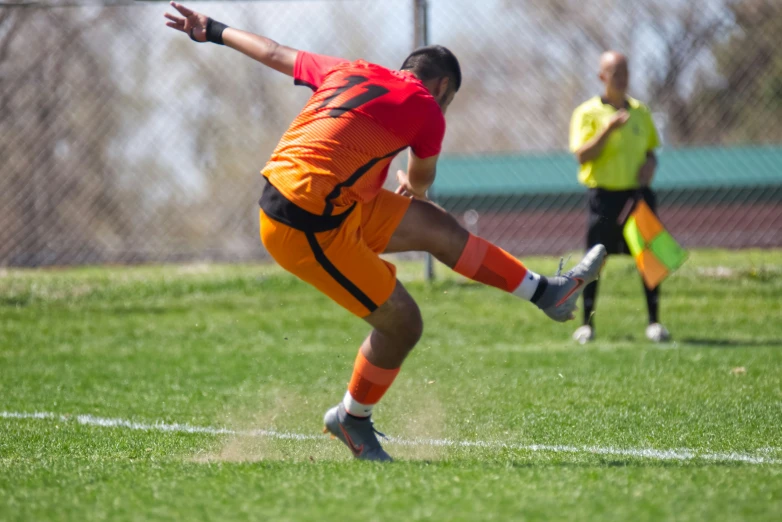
{"left": 164, "top": 2, "right": 209, "bottom": 42}
{"left": 608, "top": 109, "right": 630, "bottom": 131}
{"left": 395, "top": 170, "right": 428, "bottom": 200}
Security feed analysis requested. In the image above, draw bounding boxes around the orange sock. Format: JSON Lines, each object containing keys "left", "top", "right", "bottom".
{"left": 453, "top": 233, "right": 530, "bottom": 292}
{"left": 343, "top": 351, "right": 400, "bottom": 417}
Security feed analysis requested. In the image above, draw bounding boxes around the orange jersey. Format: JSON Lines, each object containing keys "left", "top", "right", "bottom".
{"left": 261, "top": 51, "right": 446, "bottom": 216}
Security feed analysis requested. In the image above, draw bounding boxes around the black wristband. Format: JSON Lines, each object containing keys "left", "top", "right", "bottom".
{"left": 206, "top": 18, "right": 228, "bottom": 45}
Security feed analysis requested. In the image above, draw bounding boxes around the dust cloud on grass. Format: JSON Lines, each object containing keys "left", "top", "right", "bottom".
{"left": 384, "top": 380, "right": 447, "bottom": 461}
{"left": 190, "top": 389, "right": 342, "bottom": 464}
{"left": 189, "top": 381, "right": 449, "bottom": 463}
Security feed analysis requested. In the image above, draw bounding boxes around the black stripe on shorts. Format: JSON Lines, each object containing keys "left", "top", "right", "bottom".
{"left": 304, "top": 231, "right": 379, "bottom": 314}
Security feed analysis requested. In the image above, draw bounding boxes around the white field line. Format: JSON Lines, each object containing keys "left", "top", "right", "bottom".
{"left": 2, "top": 410, "right": 781, "bottom": 465}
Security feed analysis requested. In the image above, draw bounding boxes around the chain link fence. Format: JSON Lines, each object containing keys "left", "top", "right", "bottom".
{"left": 429, "top": 0, "right": 782, "bottom": 258}
{"left": 1, "top": 0, "right": 780, "bottom": 267}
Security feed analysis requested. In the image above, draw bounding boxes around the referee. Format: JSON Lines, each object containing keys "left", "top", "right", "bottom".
{"left": 569, "top": 51, "right": 670, "bottom": 343}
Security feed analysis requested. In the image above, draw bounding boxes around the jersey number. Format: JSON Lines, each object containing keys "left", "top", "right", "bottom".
{"left": 318, "top": 75, "right": 390, "bottom": 118}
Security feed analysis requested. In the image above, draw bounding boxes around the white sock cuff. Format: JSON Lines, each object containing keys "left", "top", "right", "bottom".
{"left": 342, "top": 391, "right": 373, "bottom": 418}
{"left": 513, "top": 270, "right": 541, "bottom": 301}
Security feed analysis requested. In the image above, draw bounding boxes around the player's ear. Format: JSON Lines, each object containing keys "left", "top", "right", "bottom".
{"left": 437, "top": 76, "right": 450, "bottom": 97}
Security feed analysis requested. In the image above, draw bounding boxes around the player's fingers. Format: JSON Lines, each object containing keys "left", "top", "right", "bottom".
{"left": 164, "top": 12, "right": 184, "bottom": 24}
{"left": 170, "top": 2, "right": 194, "bottom": 16}
{"left": 165, "top": 19, "right": 185, "bottom": 30}
{"left": 395, "top": 183, "right": 411, "bottom": 196}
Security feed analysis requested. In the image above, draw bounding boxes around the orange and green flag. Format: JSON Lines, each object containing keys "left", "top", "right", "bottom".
{"left": 623, "top": 200, "right": 688, "bottom": 289}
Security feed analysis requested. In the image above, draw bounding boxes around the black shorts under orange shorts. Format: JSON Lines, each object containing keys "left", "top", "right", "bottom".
{"left": 587, "top": 187, "right": 657, "bottom": 255}
{"left": 259, "top": 182, "right": 411, "bottom": 317}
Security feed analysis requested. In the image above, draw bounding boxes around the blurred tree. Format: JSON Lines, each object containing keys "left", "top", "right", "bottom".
{"left": 640, "top": 0, "right": 732, "bottom": 145}
{"left": 684, "top": 0, "right": 782, "bottom": 144}
{"left": 0, "top": 5, "right": 134, "bottom": 266}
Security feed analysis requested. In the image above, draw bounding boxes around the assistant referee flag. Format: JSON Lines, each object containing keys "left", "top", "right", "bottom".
{"left": 623, "top": 200, "right": 688, "bottom": 289}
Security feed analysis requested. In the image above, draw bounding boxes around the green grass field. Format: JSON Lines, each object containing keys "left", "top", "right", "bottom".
{"left": 2, "top": 249, "right": 781, "bottom": 521}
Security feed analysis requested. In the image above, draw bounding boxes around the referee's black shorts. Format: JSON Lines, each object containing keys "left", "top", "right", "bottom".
{"left": 587, "top": 187, "right": 657, "bottom": 255}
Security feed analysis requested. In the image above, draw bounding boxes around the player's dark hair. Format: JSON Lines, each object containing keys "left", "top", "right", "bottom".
{"left": 400, "top": 45, "right": 462, "bottom": 92}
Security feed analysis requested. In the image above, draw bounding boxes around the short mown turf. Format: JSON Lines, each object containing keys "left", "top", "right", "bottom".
{"left": 1, "top": 250, "right": 781, "bottom": 521}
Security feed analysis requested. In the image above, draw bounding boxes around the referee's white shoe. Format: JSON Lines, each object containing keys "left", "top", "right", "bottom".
{"left": 646, "top": 323, "right": 671, "bottom": 343}
{"left": 572, "top": 325, "right": 595, "bottom": 344}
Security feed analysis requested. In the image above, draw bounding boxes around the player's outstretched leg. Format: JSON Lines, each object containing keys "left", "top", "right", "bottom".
{"left": 385, "top": 199, "right": 606, "bottom": 321}
{"left": 323, "top": 281, "right": 421, "bottom": 462}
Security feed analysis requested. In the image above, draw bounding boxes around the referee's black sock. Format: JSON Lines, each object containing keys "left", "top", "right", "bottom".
{"left": 583, "top": 280, "right": 598, "bottom": 326}
{"left": 645, "top": 283, "right": 660, "bottom": 324}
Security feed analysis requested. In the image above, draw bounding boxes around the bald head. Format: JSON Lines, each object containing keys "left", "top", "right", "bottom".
{"left": 600, "top": 51, "right": 627, "bottom": 71}
{"left": 599, "top": 51, "right": 629, "bottom": 99}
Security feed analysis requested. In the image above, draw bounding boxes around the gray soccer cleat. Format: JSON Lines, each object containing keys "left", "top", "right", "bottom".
{"left": 535, "top": 244, "right": 607, "bottom": 322}
{"left": 323, "top": 403, "right": 393, "bottom": 462}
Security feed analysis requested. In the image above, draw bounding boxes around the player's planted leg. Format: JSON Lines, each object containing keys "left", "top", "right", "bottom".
{"left": 323, "top": 282, "right": 422, "bottom": 462}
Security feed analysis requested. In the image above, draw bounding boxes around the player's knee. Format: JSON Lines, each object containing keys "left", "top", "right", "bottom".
{"left": 403, "top": 303, "right": 424, "bottom": 349}
{"left": 370, "top": 282, "right": 423, "bottom": 351}
{"left": 389, "top": 292, "right": 423, "bottom": 350}
{"left": 421, "top": 200, "right": 460, "bottom": 231}
{"left": 412, "top": 200, "right": 467, "bottom": 260}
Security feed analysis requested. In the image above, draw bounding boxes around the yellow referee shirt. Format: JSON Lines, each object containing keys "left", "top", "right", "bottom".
{"left": 570, "top": 96, "right": 659, "bottom": 191}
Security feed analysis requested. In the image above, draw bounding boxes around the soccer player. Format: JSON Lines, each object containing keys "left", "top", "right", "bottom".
{"left": 165, "top": 2, "right": 606, "bottom": 462}
{"left": 570, "top": 51, "right": 669, "bottom": 344}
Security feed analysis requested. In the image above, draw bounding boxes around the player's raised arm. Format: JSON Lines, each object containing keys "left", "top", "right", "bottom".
{"left": 164, "top": 2, "right": 297, "bottom": 76}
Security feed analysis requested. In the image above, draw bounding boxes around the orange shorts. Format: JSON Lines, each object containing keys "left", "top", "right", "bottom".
{"left": 259, "top": 183, "right": 411, "bottom": 317}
